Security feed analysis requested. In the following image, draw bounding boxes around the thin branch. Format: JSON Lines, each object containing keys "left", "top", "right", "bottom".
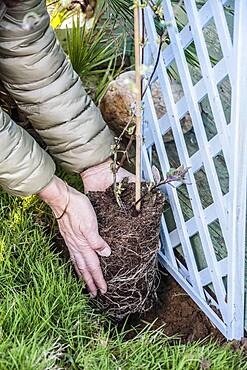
{"left": 131, "top": 164, "right": 189, "bottom": 209}
{"left": 116, "top": 132, "right": 135, "bottom": 171}
{"left": 141, "top": 35, "right": 163, "bottom": 98}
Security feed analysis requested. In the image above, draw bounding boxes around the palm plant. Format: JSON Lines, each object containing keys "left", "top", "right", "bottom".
{"left": 46, "top": 1, "right": 128, "bottom": 104}
{"left": 65, "top": 12, "right": 126, "bottom": 103}
{"left": 46, "top": 0, "right": 205, "bottom": 86}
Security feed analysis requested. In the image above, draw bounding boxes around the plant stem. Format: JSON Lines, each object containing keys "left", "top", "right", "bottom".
{"left": 141, "top": 35, "right": 163, "bottom": 99}
{"left": 134, "top": 1, "right": 142, "bottom": 212}
{"left": 132, "top": 177, "right": 175, "bottom": 209}
{"left": 116, "top": 132, "right": 135, "bottom": 172}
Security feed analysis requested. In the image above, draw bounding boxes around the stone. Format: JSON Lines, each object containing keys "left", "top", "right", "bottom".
{"left": 99, "top": 71, "right": 192, "bottom": 142}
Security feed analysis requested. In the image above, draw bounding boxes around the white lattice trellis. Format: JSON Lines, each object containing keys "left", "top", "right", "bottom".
{"left": 141, "top": 0, "right": 247, "bottom": 339}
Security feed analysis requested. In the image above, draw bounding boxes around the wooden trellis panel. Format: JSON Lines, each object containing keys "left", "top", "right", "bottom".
{"left": 141, "top": 0, "right": 247, "bottom": 339}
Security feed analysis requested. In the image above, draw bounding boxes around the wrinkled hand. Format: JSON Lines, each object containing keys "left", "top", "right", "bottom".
{"left": 38, "top": 176, "right": 111, "bottom": 297}
{"left": 81, "top": 159, "right": 135, "bottom": 192}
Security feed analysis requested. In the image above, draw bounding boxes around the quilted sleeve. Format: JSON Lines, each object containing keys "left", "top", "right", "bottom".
{"left": 0, "top": 107, "right": 55, "bottom": 196}
{"left": 0, "top": 0, "right": 113, "bottom": 173}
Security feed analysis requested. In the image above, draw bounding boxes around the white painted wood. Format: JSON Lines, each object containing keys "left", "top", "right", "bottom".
{"left": 144, "top": 87, "right": 205, "bottom": 298}
{"left": 142, "top": 147, "right": 177, "bottom": 267}
{"left": 227, "top": 0, "right": 247, "bottom": 340}
{"left": 142, "top": 0, "right": 245, "bottom": 339}
{"left": 183, "top": 0, "right": 230, "bottom": 170}
{"left": 209, "top": 0, "right": 233, "bottom": 83}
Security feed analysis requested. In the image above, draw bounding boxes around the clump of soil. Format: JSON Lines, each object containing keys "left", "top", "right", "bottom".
{"left": 88, "top": 183, "right": 165, "bottom": 320}
{"left": 126, "top": 274, "right": 225, "bottom": 343}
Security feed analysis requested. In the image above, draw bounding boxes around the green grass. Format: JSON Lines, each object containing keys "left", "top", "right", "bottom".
{"left": 0, "top": 180, "right": 246, "bottom": 369}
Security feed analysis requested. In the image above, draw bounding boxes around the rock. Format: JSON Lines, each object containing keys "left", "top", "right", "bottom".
{"left": 99, "top": 71, "right": 192, "bottom": 142}
{"left": 99, "top": 71, "right": 137, "bottom": 137}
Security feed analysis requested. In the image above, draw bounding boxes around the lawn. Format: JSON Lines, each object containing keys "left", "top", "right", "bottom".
{"left": 0, "top": 179, "right": 246, "bottom": 369}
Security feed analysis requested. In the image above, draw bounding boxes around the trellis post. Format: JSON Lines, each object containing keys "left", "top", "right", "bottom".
{"left": 227, "top": 0, "right": 247, "bottom": 340}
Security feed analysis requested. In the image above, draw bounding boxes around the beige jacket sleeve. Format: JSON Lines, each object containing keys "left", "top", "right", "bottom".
{"left": 0, "top": 107, "right": 55, "bottom": 196}
{"left": 0, "top": 0, "right": 113, "bottom": 173}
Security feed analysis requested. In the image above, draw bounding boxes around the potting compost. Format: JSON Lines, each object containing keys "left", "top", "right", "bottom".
{"left": 88, "top": 182, "right": 165, "bottom": 320}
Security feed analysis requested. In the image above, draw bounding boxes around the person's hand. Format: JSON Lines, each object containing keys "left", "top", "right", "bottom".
{"left": 81, "top": 159, "right": 135, "bottom": 192}
{"left": 38, "top": 176, "right": 111, "bottom": 297}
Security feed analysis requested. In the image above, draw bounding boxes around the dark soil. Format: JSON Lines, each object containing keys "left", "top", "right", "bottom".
{"left": 126, "top": 273, "right": 225, "bottom": 343}
{"left": 88, "top": 182, "right": 165, "bottom": 319}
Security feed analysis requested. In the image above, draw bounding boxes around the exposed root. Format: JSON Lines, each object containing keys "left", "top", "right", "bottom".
{"left": 88, "top": 183, "right": 165, "bottom": 320}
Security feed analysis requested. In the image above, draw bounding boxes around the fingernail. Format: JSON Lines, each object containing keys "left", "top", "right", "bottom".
{"left": 99, "top": 247, "right": 111, "bottom": 257}
{"left": 100, "top": 288, "right": 107, "bottom": 295}
{"left": 90, "top": 292, "right": 97, "bottom": 298}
